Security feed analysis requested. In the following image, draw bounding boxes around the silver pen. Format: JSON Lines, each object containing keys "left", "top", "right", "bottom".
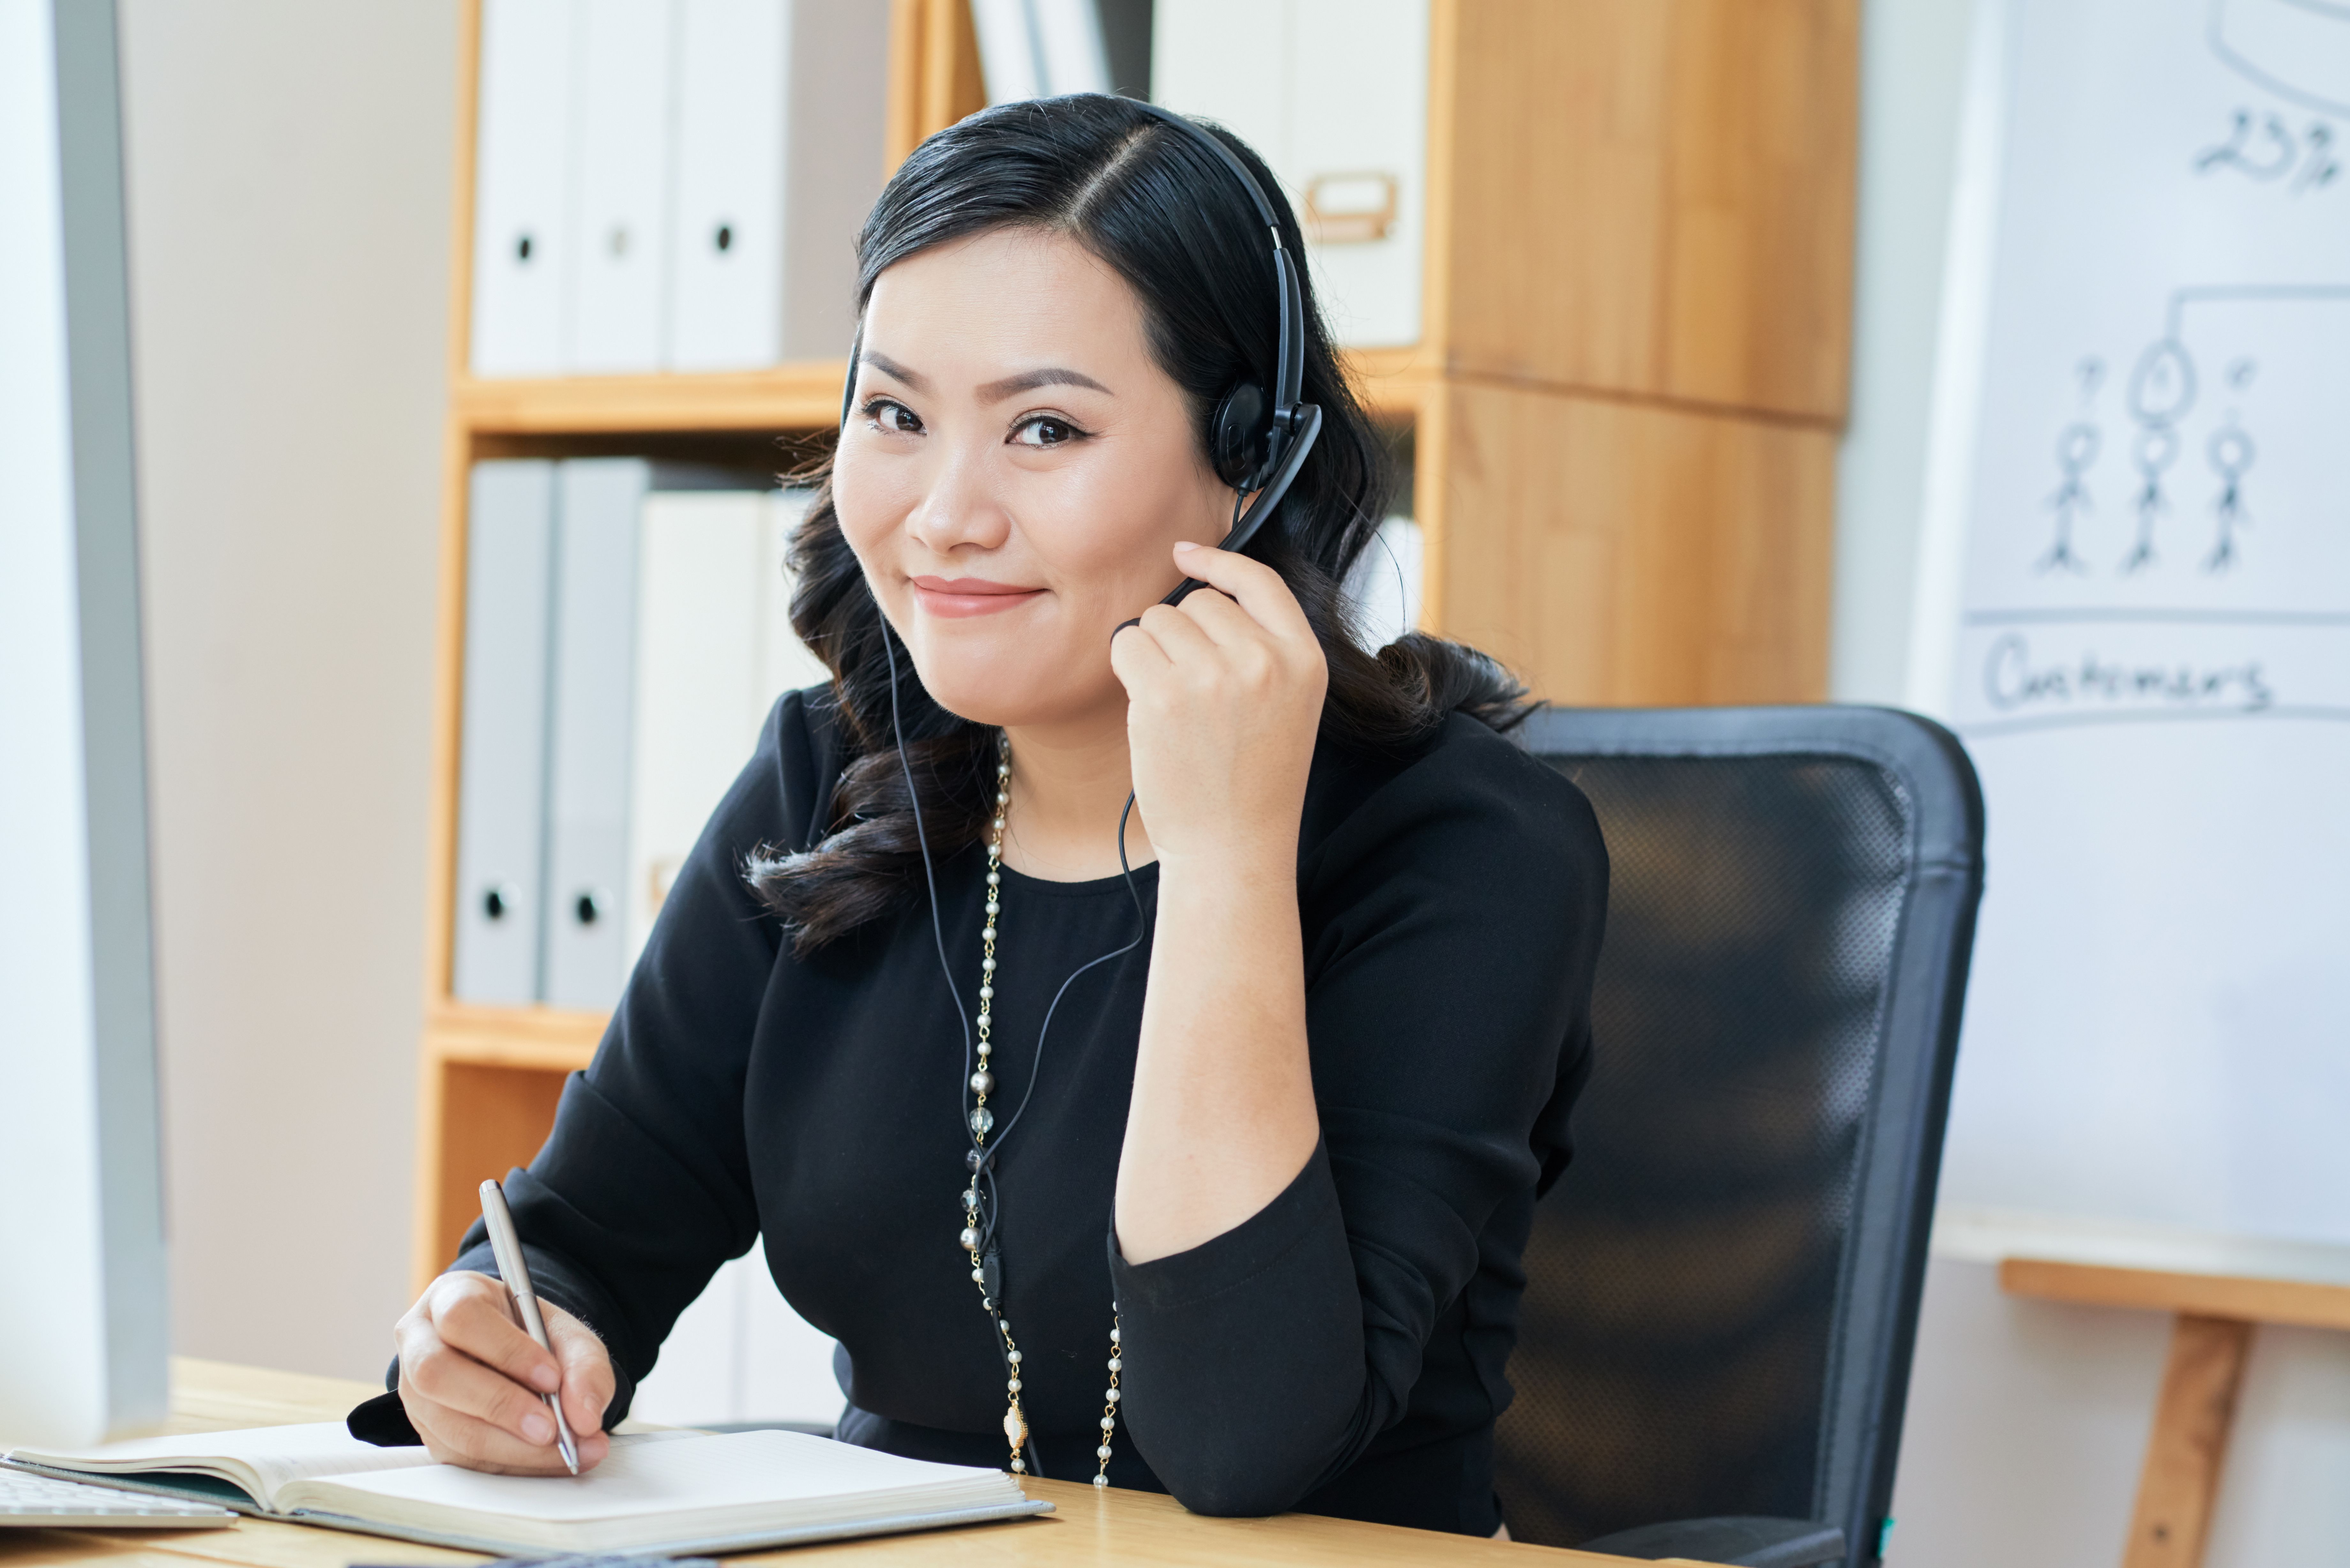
{"left": 477, "top": 1178, "right": 582, "bottom": 1475}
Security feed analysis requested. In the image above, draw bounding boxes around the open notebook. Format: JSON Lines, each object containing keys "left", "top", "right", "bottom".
{"left": 1, "top": 1424, "right": 1047, "bottom": 1554}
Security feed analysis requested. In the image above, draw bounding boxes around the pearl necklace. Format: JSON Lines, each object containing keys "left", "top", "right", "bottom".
{"left": 958, "top": 735, "right": 1124, "bottom": 1486}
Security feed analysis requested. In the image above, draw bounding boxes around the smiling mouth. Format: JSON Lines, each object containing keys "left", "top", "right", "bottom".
{"left": 909, "top": 576, "right": 1046, "bottom": 619}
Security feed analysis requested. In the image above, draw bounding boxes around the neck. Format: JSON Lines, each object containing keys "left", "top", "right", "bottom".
{"left": 997, "top": 707, "right": 1154, "bottom": 882}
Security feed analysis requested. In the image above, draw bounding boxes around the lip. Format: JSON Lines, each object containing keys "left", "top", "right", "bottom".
{"left": 909, "top": 575, "right": 1046, "bottom": 619}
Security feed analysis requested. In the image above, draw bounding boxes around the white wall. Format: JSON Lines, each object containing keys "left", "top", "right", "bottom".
{"left": 1829, "top": 0, "right": 1976, "bottom": 705}
{"left": 1837, "top": 3, "right": 2350, "bottom": 1562}
{"left": 117, "top": 0, "right": 457, "bottom": 1379}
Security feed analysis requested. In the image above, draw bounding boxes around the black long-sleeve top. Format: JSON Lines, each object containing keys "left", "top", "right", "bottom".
{"left": 415, "top": 689, "right": 1603, "bottom": 1535}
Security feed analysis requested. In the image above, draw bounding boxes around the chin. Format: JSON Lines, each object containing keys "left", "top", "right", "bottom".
{"left": 903, "top": 625, "right": 1097, "bottom": 729}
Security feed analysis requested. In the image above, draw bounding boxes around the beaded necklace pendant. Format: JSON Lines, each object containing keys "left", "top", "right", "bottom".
{"left": 957, "top": 735, "right": 1125, "bottom": 1487}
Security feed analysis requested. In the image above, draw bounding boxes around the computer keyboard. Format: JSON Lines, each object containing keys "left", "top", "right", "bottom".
{"left": 0, "top": 1467, "right": 238, "bottom": 1528}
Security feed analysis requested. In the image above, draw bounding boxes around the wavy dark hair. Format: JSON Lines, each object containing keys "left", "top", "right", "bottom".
{"left": 749, "top": 94, "right": 1529, "bottom": 953}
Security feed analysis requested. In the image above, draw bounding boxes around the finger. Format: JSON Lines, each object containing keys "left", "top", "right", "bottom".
{"left": 545, "top": 1306, "right": 616, "bottom": 1437}
{"left": 1175, "top": 579, "right": 1278, "bottom": 653}
{"left": 1171, "top": 542, "right": 1315, "bottom": 645}
{"left": 404, "top": 1326, "right": 566, "bottom": 1444}
{"left": 438, "top": 1278, "right": 562, "bottom": 1395}
{"left": 1135, "top": 601, "right": 1222, "bottom": 669}
{"left": 1109, "top": 612, "right": 1174, "bottom": 690}
{"left": 413, "top": 1401, "right": 589, "bottom": 1475}
{"left": 1174, "top": 593, "right": 1282, "bottom": 695}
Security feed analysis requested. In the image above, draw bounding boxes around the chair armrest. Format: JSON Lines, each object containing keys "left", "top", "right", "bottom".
{"left": 1574, "top": 1515, "right": 1846, "bottom": 1567}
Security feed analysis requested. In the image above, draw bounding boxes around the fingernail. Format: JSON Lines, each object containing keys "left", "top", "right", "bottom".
{"left": 1174, "top": 540, "right": 1198, "bottom": 552}
{"left": 523, "top": 1412, "right": 553, "bottom": 1444}
{"left": 532, "top": 1364, "right": 560, "bottom": 1392}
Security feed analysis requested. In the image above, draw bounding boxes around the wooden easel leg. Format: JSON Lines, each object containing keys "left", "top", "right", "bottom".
{"left": 2120, "top": 1314, "right": 2253, "bottom": 1568}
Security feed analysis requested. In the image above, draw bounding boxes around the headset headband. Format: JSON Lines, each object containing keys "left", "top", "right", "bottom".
{"left": 1123, "top": 100, "right": 1306, "bottom": 436}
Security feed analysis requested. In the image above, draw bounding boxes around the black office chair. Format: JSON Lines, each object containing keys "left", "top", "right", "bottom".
{"left": 1497, "top": 706, "right": 1984, "bottom": 1568}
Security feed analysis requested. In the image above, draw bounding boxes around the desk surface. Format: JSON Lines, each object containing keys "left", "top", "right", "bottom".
{"left": 0, "top": 1362, "right": 1666, "bottom": 1568}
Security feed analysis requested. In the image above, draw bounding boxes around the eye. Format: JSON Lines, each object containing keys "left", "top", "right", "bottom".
{"left": 863, "top": 397, "right": 923, "bottom": 435}
{"left": 1011, "top": 414, "right": 1086, "bottom": 449}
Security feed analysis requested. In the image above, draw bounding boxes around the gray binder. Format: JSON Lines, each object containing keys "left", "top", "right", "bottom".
{"left": 541, "top": 460, "right": 757, "bottom": 1009}
{"left": 541, "top": 459, "right": 646, "bottom": 1010}
{"left": 451, "top": 461, "right": 556, "bottom": 1003}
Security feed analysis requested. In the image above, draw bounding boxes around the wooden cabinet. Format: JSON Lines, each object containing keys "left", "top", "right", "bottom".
{"left": 1424, "top": 382, "right": 1838, "bottom": 707}
{"left": 1414, "top": 0, "right": 1856, "bottom": 709}
{"left": 412, "top": 0, "right": 1858, "bottom": 1290}
{"left": 1431, "top": 0, "right": 1857, "bottom": 421}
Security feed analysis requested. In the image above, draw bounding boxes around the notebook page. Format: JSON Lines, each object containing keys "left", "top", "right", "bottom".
{"left": 6, "top": 1423, "right": 435, "bottom": 1508}
{"left": 284, "top": 1429, "right": 1007, "bottom": 1524}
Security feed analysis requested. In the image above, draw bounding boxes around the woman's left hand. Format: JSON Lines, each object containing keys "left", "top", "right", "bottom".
{"left": 1109, "top": 541, "right": 1328, "bottom": 871}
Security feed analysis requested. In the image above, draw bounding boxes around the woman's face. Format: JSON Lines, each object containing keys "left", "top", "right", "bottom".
{"left": 830, "top": 226, "right": 1233, "bottom": 731}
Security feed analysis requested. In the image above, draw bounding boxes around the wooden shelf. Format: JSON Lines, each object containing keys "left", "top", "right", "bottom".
{"left": 426, "top": 1007, "right": 603, "bottom": 1070}
{"left": 455, "top": 363, "right": 851, "bottom": 435}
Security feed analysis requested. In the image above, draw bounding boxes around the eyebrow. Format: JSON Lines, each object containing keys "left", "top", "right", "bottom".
{"left": 860, "top": 351, "right": 930, "bottom": 393}
{"left": 976, "top": 366, "right": 1115, "bottom": 403}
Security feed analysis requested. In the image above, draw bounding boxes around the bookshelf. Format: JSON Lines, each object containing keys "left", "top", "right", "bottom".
{"left": 412, "top": 0, "right": 1859, "bottom": 1290}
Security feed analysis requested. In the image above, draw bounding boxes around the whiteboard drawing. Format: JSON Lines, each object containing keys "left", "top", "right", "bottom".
{"left": 2212, "top": 0, "right": 2350, "bottom": 118}
{"left": 2204, "top": 410, "right": 2255, "bottom": 571}
{"left": 2036, "top": 285, "right": 2348, "bottom": 577}
{"left": 2121, "top": 336, "right": 2194, "bottom": 573}
{"left": 2038, "top": 361, "right": 2102, "bottom": 574}
{"left": 1929, "top": 0, "right": 2350, "bottom": 1255}
{"left": 2193, "top": 106, "right": 2341, "bottom": 190}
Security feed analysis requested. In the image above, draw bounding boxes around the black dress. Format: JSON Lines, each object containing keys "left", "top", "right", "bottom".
{"left": 404, "top": 688, "right": 1604, "bottom": 1536}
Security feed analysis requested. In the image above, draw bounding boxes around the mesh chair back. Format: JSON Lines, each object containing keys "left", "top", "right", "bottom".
{"left": 1497, "top": 707, "right": 1983, "bottom": 1565}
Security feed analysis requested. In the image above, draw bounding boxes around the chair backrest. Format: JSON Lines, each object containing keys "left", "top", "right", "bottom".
{"left": 1496, "top": 707, "right": 1984, "bottom": 1565}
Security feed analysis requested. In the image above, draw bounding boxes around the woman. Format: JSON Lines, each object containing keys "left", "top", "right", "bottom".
{"left": 383, "top": 95, "right": 1605, "bottom": 1537}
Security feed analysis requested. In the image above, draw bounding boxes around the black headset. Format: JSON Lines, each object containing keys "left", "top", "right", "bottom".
{"left": 842, "top": 101, "right": 1323, "bottom": 1478}
{"left": 838, "top": 99, "right": 1324, "bottom": 594}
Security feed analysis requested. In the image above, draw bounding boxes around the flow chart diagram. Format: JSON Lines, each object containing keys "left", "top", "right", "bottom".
{"left": 2032, "top": 285, "right": 2350, "bottom": 580}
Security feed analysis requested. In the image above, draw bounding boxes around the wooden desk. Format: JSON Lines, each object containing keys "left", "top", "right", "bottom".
{"left": 2002, "top": 1257, "right": 2350, "bottom": 1568}
{"left": 0, "top": 1361, "right": 1682, "bottom": 1568}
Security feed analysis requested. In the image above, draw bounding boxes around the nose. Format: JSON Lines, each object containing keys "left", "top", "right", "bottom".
{"left": 906, "top": 441, "right": 1013, "bottom": 559}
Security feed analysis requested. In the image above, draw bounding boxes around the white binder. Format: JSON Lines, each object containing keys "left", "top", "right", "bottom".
{"left": 667, "top": 0, "right": 890, "bottom": 370}
{"left": 626, "top": 490, "right": 769, "bottom": 961}
{"left": 1151, "top": 0, "right": 1429, "bottom": 348}
{"left": 540, "top": 460, "right": 645, "bottom": 1011}
{"left": 471, "top": 0, "right": 580, "bottom": 376}
{"left": 970, "top": 0, "right": 1044, "bottom": 101}
{"left": 451, "top": 462, "right": 557, "bottom": 1003}
{"left": 568, "top": 0, "right": 677, "bottom": 373}
{"left": 1034, "top": 0, "right": 1113, "bottom": 94}
{"left": 972, "top": 0, "right": 1112, "bottom": 103}
{"left": 757, "top": 487, "right": 829, "bottom": 711}
{"left": 622, "top": 486, "right": 829, "bottom": 964}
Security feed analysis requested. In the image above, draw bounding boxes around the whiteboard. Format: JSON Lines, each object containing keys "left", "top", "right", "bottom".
{"left": 1928, "top": 0, "right": 2350, "bottom": 1253}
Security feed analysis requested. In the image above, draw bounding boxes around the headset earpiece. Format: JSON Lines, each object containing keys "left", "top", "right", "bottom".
{"left": 1210, "top": 380, "right": 1272, "bottom": 489}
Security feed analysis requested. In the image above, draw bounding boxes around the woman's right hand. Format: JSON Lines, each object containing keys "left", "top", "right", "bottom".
{"left": 394, "top": 1271, "right": 615, "bottom": 1474}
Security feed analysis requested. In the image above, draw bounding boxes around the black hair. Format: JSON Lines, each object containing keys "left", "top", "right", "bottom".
{"left": 748, "top": 94, "right": 1529, "bottom": 953}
